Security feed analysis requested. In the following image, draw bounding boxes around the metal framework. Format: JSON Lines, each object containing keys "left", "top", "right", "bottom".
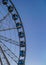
{"left": 0, "top": 0, "right": 26, "bottom": 65}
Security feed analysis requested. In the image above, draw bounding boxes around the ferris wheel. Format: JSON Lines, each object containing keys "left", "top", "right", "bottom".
{"left": 0, "top": 0, "right": 26, "bottom": 65}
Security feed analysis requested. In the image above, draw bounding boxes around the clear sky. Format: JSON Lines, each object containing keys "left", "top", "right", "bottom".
{"left": 10, "top": 0, "right": 46, "bottom": 65}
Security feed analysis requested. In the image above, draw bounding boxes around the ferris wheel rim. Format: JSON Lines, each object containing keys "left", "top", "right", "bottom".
{"left": 0, "top": 0, "right": 26, "bottom": 65}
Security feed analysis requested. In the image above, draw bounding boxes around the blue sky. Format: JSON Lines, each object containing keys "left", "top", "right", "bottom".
{"left": 0, "top": 0, "right": 46, "bottom": 65}
{"left": 13, "top": 0, "right": 46, "bottom": 65}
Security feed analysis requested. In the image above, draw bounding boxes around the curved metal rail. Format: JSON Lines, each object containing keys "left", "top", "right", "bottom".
{"left": 0, "top": 0, "right": 26, "bottom": 65}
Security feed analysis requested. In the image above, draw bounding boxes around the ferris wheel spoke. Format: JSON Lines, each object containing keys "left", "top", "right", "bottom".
{"left": 0, "top": 46, "right": 10, "bottom": 65}
{"left": 0, "top": 27, "right": 21, "bottom": 32}
{"left": 0, "top": 9, "right": 9, "bottom": 22}
{"left": 0, "top": 41, "right": 19, "bottom": 63}
{"left": 0, "top": 35, "right": 19, "bottom": 46}
{"left": 0, "top": 12, "right": 9, "bottom": 22}
{"left": 0, "top": 0, "right": 26, "bottom": 65}
{"left": 0, "top": 58, "right": 3, "bottom": 65}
